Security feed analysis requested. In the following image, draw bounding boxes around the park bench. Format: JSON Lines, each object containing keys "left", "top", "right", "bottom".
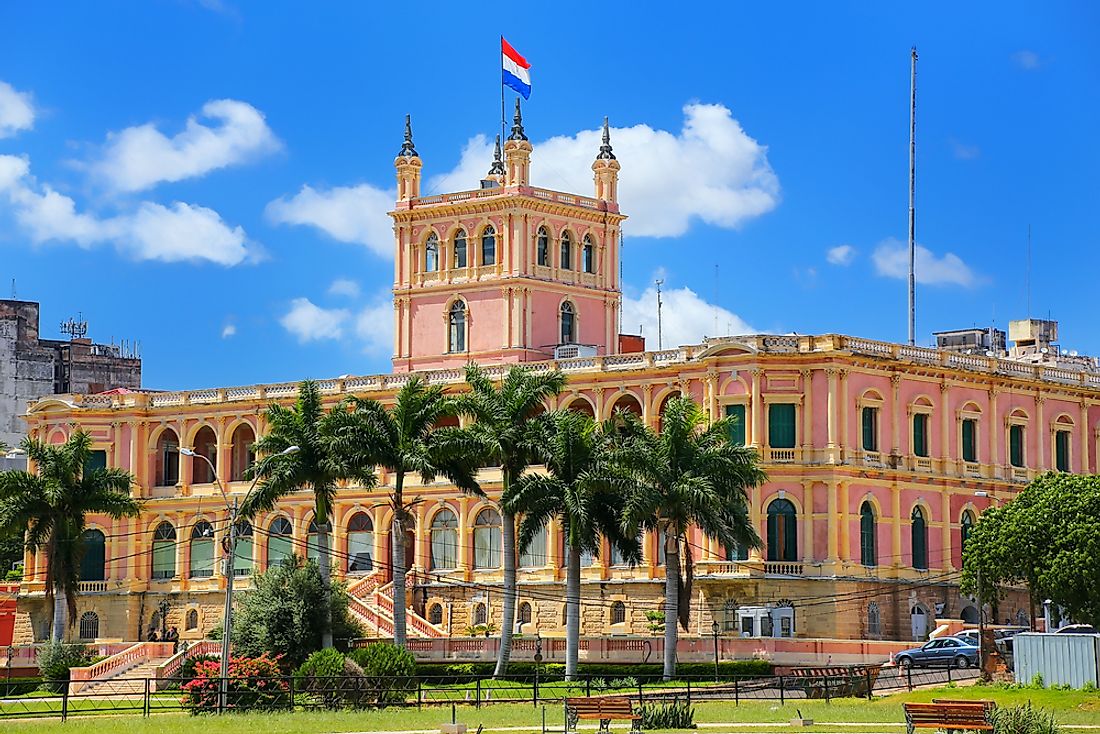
{"left": 903, "top": 701, "right": 993, "bottom": 734}
{"left": 564, "top": 696, "right": 641, "bottom": 733}
{"left": 932, "top": 698, "right": 998, "bottom": 715}
{"left": 773, "top": 665, "right": 881, "bottom": 698}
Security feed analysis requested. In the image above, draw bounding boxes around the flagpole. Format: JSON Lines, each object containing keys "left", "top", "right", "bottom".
{"left": 500, "top": 36, "right": 507, "bottom": 146}
{"left": 907, "top": 46, "right": 918, "bottom": 346}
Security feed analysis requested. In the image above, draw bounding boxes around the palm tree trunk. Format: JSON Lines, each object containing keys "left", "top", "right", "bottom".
{"left": 317, "top": 524, "right": 334, "bottom": 649}
{"left": 565, "top": 543, "right": 581, "bottom": 681}
{"left": 663, "top": 532, "right": 679, "bottom": 681}
{"left": 51, "top": 587, "right": 66, "bottom": 642}
{"left": 493, "top": 509, "right": 518, "bottom": 678}
{"left": 392, "top": 472, "right": 407, "bottom": 648}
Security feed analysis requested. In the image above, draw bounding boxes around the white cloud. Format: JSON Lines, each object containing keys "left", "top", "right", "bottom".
{"left": 265, "top": 183, "right": 395, "bottom": 258}
{"left": 872, "top": 237, "right": 978, "bottom": 287}
{"left": 354, "top": 295, "right": 395, "bottom": 356}
{"left": 1012, "top": 50, "right": 1042, "bottom": 70}
{"left": 91, "top": 99, "right": 280, "bottom": 192}
{"left": 826, "top": 244, "right": 856, "bottom": 266}
{"left": 328, "top": 278, "right": 361, "bottom": 299}
{"left": 280, "top": 298, "right": 349, "bottom": 343}
{"left": 950, "top": 138, "right": 981, "bottom": 160}
{"left": 621, "top": 282, "right": 756, "bottom": 348}
{"left": 221, "top": 323, "right": 237, "bottom": 339}
{"left": 0, "top": 153, "right": 255, "bottom": 265}
{"left": 0, "top": 82, "right": 34, "bottom": 138}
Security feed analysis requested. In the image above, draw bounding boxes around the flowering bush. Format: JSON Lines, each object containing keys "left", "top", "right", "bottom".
{"left": 181, "top": 653, "right": 289, "bottom": 712}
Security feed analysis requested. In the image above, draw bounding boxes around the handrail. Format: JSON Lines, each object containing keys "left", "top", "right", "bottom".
{"left": 157, "top": 639, "right": 222, "bottom": 680}
{"left": 68, "top": 641, "right": 174, "bottom": 692}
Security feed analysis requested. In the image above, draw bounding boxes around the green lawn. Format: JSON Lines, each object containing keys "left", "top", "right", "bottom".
{"left": 2, "top": 685, "right": 1097, "bottom": 733}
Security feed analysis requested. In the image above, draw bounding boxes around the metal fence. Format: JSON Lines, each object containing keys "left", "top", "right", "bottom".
{"left": 0, "top": 666, "right": 979, "bottom": 721}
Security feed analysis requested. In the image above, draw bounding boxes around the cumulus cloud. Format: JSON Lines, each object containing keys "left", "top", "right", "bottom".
{"left": 354, "top": 295, "right": 395, "bottom": 357}
{"left": 280, "top": 298, "right": 349, "bottom": 343}
{"left": 265, "top": 183, "right": 395, "bottom": 258}
{"left": 328, "top": 278, "right": 361, "bottom": 299}
{"left": 0, "top": 153, "right": 255, "bottom": 265}
{"left": 950, "top": 138, "right": 981, "bottom": 160}
{"left": 826, "top": 244, "right": 856, "bottom": 266}
{"left": 221, "top": 323, "right": 237, "bottom": 339}
{"left": 621, "top": 282, "right": 756, "bottom": 349}
{"left": 91, "top": 99, "right": 280, "bottom": 191}
{"left": 872, "top": 237, "right": 978, "bottom": 287}
{"left": 1012, "top": 50, "right": 1042, "bottom": 70}
{"left": 0, "top": 81, "right": 34, "bottom": 138}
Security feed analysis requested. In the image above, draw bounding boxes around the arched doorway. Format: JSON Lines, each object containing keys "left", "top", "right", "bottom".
{"left": 911, "top": 603, "right": 929, "bottom": 641}
{"left": 960, "top": 605, "right": 980, "bottom": 625}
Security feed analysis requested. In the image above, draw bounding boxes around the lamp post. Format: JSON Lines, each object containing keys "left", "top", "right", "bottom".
{"left": 180, "top": 444, "right": 299, "bottom": 712}
{"left": 711, "top": 620, "right": 721, "bottom": 683}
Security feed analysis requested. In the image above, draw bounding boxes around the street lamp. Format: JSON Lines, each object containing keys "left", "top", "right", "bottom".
{"left": 180, "top": 444, "right": 299, "bottom": 711}
{"left": 711, "top": 620, "right": 721, "bottom": 683}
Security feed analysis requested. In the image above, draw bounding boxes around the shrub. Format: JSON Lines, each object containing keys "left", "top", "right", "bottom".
{"left": 181, "top": 653, "right": 289, "bottom": 713}
{"left": 348, "top": 643, "right": 416, "bottom": 707}
{"left": 36, "top": 641, "right": 93, "bottom": 692}
{"left": 178, "top": 653, "right": 220, "bottom": 681}
{"left": 294, "top": 648, "right": 371, "bottom": 709}
{"left": 638, "top": 701, "right": 695, "bottom": 730}
{"left": 990, "top": 703, "right": 1061, "bottom": 734}
{"left": 0, "top": 677, "right": 44, "bottom": 697}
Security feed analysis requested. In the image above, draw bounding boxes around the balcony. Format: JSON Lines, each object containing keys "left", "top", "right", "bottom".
{"left": 1010, "top": 466, "right": 1029, "bottom": 483}
{"left": 962, "top": 461, "right": 982, "bottom": 478}
{"left": 910, "top": 456, "right": 933, "bottom": 473}
{"left": 860, "top": 450, "right": 884, "bottom": 468}
{"left": 764, "top": 562, "right": 804, "bottom": 576}
{"left": 766, "top": 448, "right": 798, "bottom": 464}
{"left": 77, "top": 581, "right": 108, "bottom": 593}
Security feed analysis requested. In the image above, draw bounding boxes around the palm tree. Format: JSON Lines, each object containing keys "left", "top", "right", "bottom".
{"left": 242, "top": 380, "right": 373, "bottom": 649}
{"left": 618, "top": 397, "right": 765, "bottom": 680}
{"left": 326, "top": 376, "right": 483, "bottom": 647}
{"left": 0, "top": 430, "right": 140, "bottom": 640}
{"left": 507, "top": 410, "right": 641, "bottom": 680}
{"left": 454, "top": 363, "right": 566, "bottom": 677}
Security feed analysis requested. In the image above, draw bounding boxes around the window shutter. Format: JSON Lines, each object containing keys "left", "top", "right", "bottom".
{"left": 913, "top": 414, "right": 928, "bottom": 457}
{"left": 84, "top": 450, "right": 107, "bottom": 475}
{"left": 962, "top": 419, "right": 976, "bottom": 462}
{"left": 1009, "top": 425, "right": 1024, "bottom": 467}
{"left": 152, "top": 542, "right": 175, "bottom": 579}
{"left": 1056, "top": 431, "right": 1070, "bottom": 471}
{"left": 726, "top": 404, "right": 746, "bottom": 446}
{"left": 768, "top": 404, "right": 796, "bottom": 449}
{"left": 862, "top": 407, "right": 876, "bottom": 451}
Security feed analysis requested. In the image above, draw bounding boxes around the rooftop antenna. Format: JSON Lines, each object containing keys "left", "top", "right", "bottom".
{"left": 907, "top": 46, "right": 918, "bottom": 346}
{"left": 60, "top": 313, "right": 88, "bottom": 340}
{"left": 1026, "top": 224, "right": 1032, "bottom": 319}
{"left": 713, "top": 263, "right": 719, "bottom": 336}
{"left": 10, "top": 278, "right": 15, "bottom": 299}
{"left": 655, "top": 278, "right": 664, "bottom": 350}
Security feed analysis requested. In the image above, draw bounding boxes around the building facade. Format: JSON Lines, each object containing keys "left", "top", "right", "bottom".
{"left": 14, "top": 112, "right": 1100, "bottom": 647}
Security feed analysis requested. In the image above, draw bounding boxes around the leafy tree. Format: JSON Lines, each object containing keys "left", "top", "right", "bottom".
{"left": 617, "top": 397, "right": 765, "bottom": 680}
{"left": 962, "top": 472, "right": 1100, "bottom": 628}
{"left": 230, "top": 556, "right": 362, "bottom": 668}
{"left": 453, "top": 363, "right": 566, "bottom": 677}
{"left": 326, "top": 377, "right": 482, "bottom": 647}
{"left": 507, "top": 409, "right": 640, "bottom": 679}
{"left": 242, "top": 380, "right": 373, "bottom": 649}
{"left": 0, "top": 431, "right": 140, "bottom": 639}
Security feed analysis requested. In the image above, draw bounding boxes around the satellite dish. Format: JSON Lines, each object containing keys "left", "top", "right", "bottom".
{"left": 1040, "top": 347, "right": 1049, "bottom": 354}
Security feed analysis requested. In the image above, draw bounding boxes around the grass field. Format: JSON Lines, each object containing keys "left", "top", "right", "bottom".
{"left": 3, "top": 685, "right": 1099, "bottom": 733}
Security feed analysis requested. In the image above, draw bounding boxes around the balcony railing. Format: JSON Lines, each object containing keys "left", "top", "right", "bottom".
{"left": 764, "top": 562, "right": 804, "bottom": 576}
{"left": 1011, "top": 466, "right": 1029, "bottom": 483}
{"left": 767, "top": 448, "right": 797, "bottom": 464}
{"left": 911, "top": 456, "right": 933, "bottom": 473}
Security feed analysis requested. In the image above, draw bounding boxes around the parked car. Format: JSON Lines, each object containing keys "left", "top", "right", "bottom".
{"left": 1054, "top": 624, "right": 1097, "bottom": 634}
{"left": 892, "top": 636, "right": 979, "bottom": 669}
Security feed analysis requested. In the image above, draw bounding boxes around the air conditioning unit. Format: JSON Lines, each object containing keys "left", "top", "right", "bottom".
{"left": 553, "top": 344, "right": 597, "bottom": 359}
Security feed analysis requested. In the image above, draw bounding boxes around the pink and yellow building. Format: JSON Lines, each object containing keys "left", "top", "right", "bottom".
{"left": 13, "top": 109, "right": 1100, "bottom": 647}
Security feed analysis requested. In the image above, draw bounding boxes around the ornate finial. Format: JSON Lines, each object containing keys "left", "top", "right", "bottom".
{"left": 488, "top": 135, "right": 505, "bottom": 175}
{"left": 596, "top": 116, "right": 616, "bottom": 160}
{"left": 509, "top": 98, "right": 527, "bottom": 141}
{"left": 397, "top": 114, "right": 418, "bottom": 158}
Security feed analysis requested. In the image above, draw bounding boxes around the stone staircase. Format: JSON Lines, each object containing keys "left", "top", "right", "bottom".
{"left": 346, "top": 571, "right": 446, "bottom": 639}
{"left": 76, "top": 659, "right": 168, "bottom": 696}
{"left": 67, "top": 641, "right": 176, "bottom": 696}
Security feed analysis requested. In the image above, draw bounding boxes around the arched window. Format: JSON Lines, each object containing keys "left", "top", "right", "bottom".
{"left": 425, "top": 233, "right": 439, "bottom": 272}
{"left": 79, "top": 529, "right": 106, "bottom": 582}
{"left": 911, "top": 506, "right": 928, "bottom": 570}
{"left": 536, "top": 226, "right": 549, "bottom": 266}
{"left": 473, "top": 508, "right": 502, "bottom": 569}
{"left": 519, "top": 524, "right": 547, "bottom": 568}
{"left": 229, "top": 423, "right": 255, "bottom": 482}
{"left": 185, "top": 608, "right": 199, "bottom": 631}
{"left": 152, "top": 522, "right": 177, "bottom": 580}
{"left": 448, "top": 301, "right": 467, "bottom": 353}
{"left": 860, "top": 502, "right": 877, "bottom": 567}
{"left": 609, "top": 393, "right": 643, "bottom": 417}
{"left": 480, "top": 225, "right": 496, "bottom": 266}
{"left": 960, "top": 510, "right": 976, "bottom": 560}
{"left": 861, "top": 407, "right": 879, "bottom": 452}
{"left": 724, "top": 599, "right": 738, "bottom": 631}
{"left": 766, "top": 499, "right": 797, "bottom": 562}
{"left": 518, "top": 601, "right": 532, "bottom": 625}
{"left": 78, "top": 611, "right": 99, "bottom": 640}
{"left": 453, "top": 229, "right": 468, "bottom": 268}
{"left": 560, "top": 302, "right": 576, "bottom": 344}
{"left": 190, "top": 521, "right": 215, "bottom": 578}
{"left": 191, "top": 426, "right": 217, "bottom": 484}
{"left": 233, "top": 521, "right": 253, "bottom": 576}
{"left": 347, "top": 512, "right": 374, "bottom": 573}
{"left": 430, "top": 509, "right": 458, "bottom": 570}
{"left": 582, "top": 235, "right": 595, "bottom": 273}
{"left": 155, "top": 429, "right": 180, "bottom": 486}
{"left": 473, "top": 602, "right": 487, "bottom": 626}
{"left": 306, "top": 518, "right": 321, "bottom": 564}
{"left": 867, "top": 602, "right": 881, "bottom": 636}
{"left": 560, "top": 231, "right": 572, "bottom": 270}
{"left": 610, "top": 600, "right": 626, "bottom": 625}
{"left": 961, "top": 605, "right": 980, "bottom": 624}
{"left": 267, "top": 517, "right": 294, "bottom": 569}
{"left": 428, "top": 603, "right": 443, "bottom": 626}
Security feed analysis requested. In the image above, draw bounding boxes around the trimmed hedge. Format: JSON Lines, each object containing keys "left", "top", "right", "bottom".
{"left": 414, "top": 660, "right": 773, "bottom": 682}
{"left": 0, "top": 677, "right": 44, "bottom": 697}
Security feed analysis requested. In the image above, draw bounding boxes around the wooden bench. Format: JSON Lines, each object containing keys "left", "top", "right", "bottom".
{"left": 565, "top": 697, "right": 641, "bottom": 733}
{"left": 932, "top": 699, "right": 998, "bottom": 715}
{"left": 903, "top": 701, "right": 993, "bottom": 734}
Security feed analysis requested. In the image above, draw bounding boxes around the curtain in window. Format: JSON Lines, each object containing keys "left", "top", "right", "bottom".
{"left": 347, "top": 513, "right": 374, "bottom": 573}
{"left": 519, "top": 524, "right": 547, "bottom": 568}
{"left": 152, "top": 522, "right": 176, "bottom": 579}
{"left": 190, "top": 522, "right": 214, "bottom": 578}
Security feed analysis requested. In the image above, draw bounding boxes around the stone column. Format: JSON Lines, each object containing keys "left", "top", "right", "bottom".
{"left": 940, "top": 382, "right": 952, "bottom": 474}
{"left": 801, "top": 369, "right": 813, "bottom": 460}
{"left": 750, "top": 370, "right": 763, "bottom": 448}
{"left": 825, "top": 480, "right": 839, "bottom": 562}
{"left": 802, "top": 481, "right": 815, "bottom": 563}
{"left": 826, "top": 369, "right": 838, "bottom": 461}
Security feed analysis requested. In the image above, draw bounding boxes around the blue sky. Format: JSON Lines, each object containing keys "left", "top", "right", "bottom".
{"left": 1, "top": 2, "right": 1097, "bottom": 390}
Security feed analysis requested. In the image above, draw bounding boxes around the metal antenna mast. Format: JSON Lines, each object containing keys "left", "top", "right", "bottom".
{"left": 655, "top": 279, "right": 664, "bottom": 350}
{"left": 907, "top": 46, "right": 918, "bottom": 346}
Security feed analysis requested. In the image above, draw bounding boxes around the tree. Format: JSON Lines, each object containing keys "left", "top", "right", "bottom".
{"left": 326, "top": 377, "right": 482, "bottom": 647}
{"left": 453, "top": 363, "right": 566, "bottom": 677}
{"left": 0, "top": 431, "right": 140, "bottom": 639}
{"left": 242, "top": 380, "right": 373, "bottom": 649}
{"left": 230, "top": 556, "right": 362, "bottom": 668}
{"left": 962, "top": 472, "right": 1100, "bottom": 628}
{"left": 617, "top": 397, "right": 765, "bottom": 680}
{"left": 507, "top": 410, "right": 641, "bottom": 680}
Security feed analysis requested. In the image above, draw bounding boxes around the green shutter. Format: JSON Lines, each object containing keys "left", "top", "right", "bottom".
{"left": 1009, "top": 425, "right": 1024, "bottom": 467}
{"left": 1056, "top": 431, "right": 1070, "bottom": 472}
{"left": 862, "top": 407, "right": 876, "bottom": 451}
{"left": 768, "top": 404, "right": 796, "bottom": 449}
{"left": 962, "top": 419, "right": 976, "bottom": 463}
{"left": 234, "top": 538, "right": 254, "bottom": 576}
{"left": 84, "top": 450, "right": 107, "bottom": 475}
{"left": 913, "top": 414, "right": 928, "bottom": 457}
{"left": 860, "top": 505, "right": 876, "bottom": 567}
{"left": 267, "top": 535, "right": 293, "bottom": 569}
{"left": 725, "top": 404, "right": 746, "bottom": 446}
{"left": 912, "top": 511, "right": 928, "bottom": 570}
{"left": 190, "top": 539, "right": 214, "bottom": 578}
